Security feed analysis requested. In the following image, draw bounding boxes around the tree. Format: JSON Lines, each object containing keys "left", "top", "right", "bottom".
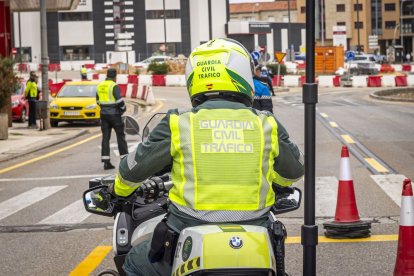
{"left": 0, "top": 57, "right": 18, "bottom": 139}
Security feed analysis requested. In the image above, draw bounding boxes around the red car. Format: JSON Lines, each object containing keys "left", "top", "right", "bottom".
{"left": 11, "top": 82, "right": 29, "bottom": 123}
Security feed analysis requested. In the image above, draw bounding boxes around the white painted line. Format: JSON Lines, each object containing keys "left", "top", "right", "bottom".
{"left": 38, "top": 199, "right": 92, "bottom": 225}
{"left": 0, "top": 175, "right": 104, "bottom": 182}
{"left": 315, "top": 176, "right": 339, "bottom": 217}
{"left": 320, "top": 113, "right": 329, "bottom": 118}
{"left": 0, "top": 186, "right": 67, "bottom": 221}
{"left": 370, "top": 174, "right": 408, "bottom": 207}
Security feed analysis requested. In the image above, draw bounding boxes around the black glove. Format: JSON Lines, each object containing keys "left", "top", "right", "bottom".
{"left": 139, "top": 177, "right": 165, "bottom": 203}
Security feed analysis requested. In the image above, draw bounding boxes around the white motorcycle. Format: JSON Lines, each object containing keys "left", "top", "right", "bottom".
{"left": 83, "top": 114, "right": 302, "bottom": 276}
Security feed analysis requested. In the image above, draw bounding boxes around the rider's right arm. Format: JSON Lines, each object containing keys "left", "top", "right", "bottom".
{"left": 113, "top": 112, "right": 174, "bottom": 197}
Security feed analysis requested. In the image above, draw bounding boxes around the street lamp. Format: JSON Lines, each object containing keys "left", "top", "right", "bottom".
{"left": 251, "top": 3, "right": 259, "bottom": 21}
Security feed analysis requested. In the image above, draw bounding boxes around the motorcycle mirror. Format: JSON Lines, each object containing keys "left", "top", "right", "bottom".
{"left": 142, "top": 126, "right": 150, "bottom": 141}
{"left": 272, "top": 187, "right": 302, "bottom": 215}
{"left": 83, "top": 185, "right": 115, "bottom": 217}
{"left": 123, "top": 115, "right": 140, "bottom": 136}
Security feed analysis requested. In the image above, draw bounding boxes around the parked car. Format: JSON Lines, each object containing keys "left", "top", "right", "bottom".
{"left": 49, "top": 81, "right": 100, "bottom": 127}
{"left": 134, "top": 55, "right": 173, "bottom": 69}
{"left": 11, "top": 82, "right": 28, "bottom": 123}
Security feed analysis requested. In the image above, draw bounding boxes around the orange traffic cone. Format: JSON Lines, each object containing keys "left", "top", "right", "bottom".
{"left": 394, "top": 179, "right": 414, "bottom": 276}
{"left": 323, "top": 146, "right": 371, "bottom": 238}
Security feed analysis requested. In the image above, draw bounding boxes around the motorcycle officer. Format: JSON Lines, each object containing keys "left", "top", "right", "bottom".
{"left": 101, "top": 38, "right": 304, "bottom": 275}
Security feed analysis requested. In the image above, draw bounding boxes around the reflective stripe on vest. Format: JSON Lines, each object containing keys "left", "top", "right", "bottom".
{"left": 169, "top": 109, "right": 279, "bottom": 211}
{"left": 97, "top": 80, "right": 116, "bottom": 105}
{"left": 25, "top": 81, "right": 38, "bottom": 98}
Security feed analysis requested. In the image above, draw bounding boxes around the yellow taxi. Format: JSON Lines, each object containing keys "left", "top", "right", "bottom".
{"left": 49, "top": 81, "right": 100, "bottom": 127}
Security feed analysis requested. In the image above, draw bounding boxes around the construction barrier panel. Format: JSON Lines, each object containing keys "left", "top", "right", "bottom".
{"left": 152, "top": 75, "right": 166, "bottom": 86}
{"left": 407, "top": 75, "right": 414, "bottom": 86}
{"left": 367, "top": 76, "right": 382, "bottom": 87}
{"left": 392, "top": 64, "right": 403, "bottom": 72}
{"left": 127, "top": 75, "right": 138, "bottom": 84}
{"left": 284, "top": 75, "right": 300, "bottom": 87}
{"left": 166, "top": 75, "right": 186, "bottom": 86}
{"left": 118, "top": 84, "right": 128, "bottom": 97}
{"left": 382, "top": 75, "right": 396, "bottom": 87}
{"left": 352, "top": 76, "right": 368, "bottom": 87}
{"left": 92, "top": 73, "right": 99, "bottom": 80}
{"left": 98, "top": 74, "right": 106, "bottom": 81}
{"left": 285, "top": 62, "right": 298, "bottom": 74}
{"left": 402, "top": 64, "right": 411, "bottom": 72}
{"left": 395, "top": 75, "right": 408, "bottom": 87}
{"left": 333, "top": 75, "right": 341, "bottom": 87}
{"left": 272, "top": 75, "right": 283, "bottom": 87}
{"left": 318, "top": 75, "right": 335, "bottom": 87}
{"left": 49, "top": 82, "right": 65, "bottom": 96}
{"left": 138, "top": 75, "right": 152, "bottom": 85}
{"left": 117, "top": 74, "right": 129, "bottom": 84}
{"left": 84, "top": 64, "right": 95, "bottom": 69}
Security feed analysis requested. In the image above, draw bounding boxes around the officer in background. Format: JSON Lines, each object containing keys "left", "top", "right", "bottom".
{"left": 106, "top": 38, "right": 304, "bottom": 275}
{"left": 81, "top": 65, "right": 87, "bottom": 80}
{"left": 24, "top": 71, "right": 40, "bottom": 128}
{"left": 253, "top": 65, "right": 273, "bottom": 113}
{"left": 96, "top": 68, "right": 128, "bottom": 170}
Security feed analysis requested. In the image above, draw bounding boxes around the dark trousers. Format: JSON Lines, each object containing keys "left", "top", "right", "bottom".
{"left": 100, "top": 114, "right": 128, "bottom": 162}
{"left": 28, "top": 100, "right": 37, "bottom": 127}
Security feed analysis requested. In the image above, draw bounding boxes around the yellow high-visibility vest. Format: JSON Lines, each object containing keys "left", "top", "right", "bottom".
{"left": 25, "top": 81, "right": 38, "bottom": 98}
{"left": 96, "top": 80, "right": 116, "bottom": 105}
{"left": 169, "top": 108, "right": 279, "bottom": 211}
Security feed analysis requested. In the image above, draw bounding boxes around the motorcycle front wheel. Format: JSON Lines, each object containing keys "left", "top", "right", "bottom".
{"left": 96, "top": 269, "right": 120, "bottom": 276}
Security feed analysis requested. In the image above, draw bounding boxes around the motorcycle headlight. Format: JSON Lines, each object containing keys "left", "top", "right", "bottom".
{"left": 11, "top": 99, "right": 20, "bottom": 107}
{"left": 85, "top": 104, "right": 97, "bottom": 110}
{"left": 50, "top": 103, "right": 59, "bottom": 110}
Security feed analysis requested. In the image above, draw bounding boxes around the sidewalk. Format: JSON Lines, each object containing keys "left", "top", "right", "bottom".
{"left": 0, "top": 123, "right": 91, "bottom": 163}
{"left": 0, "top": 101, "right": 141, "bottom": 163}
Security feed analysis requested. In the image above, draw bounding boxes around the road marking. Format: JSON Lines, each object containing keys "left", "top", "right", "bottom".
{"left": 320, "top": 113, "right": 329, "bottom": 118}
{"left": 0, "top": 174, "right": 104, "bottom": 182}
{"left": 329, "top": 121, "right": 338, "bottom": 128}
{"left": 0, "top": 186, "right": 67, "bottom": 221}
{"left": 38, "top": 199, "right": 92, "bottom": 225}
{"left": 365, "top": 158, "right": 389, "bottom": 173}
{"left": 0, "top": 134, "right": 102, "bottom": 175}
{"left": 69, "top": 246, "right": 112, "bottom": 276}
{"left": 370, "top": 174, "right": 408, "bottom": 207}
{"left": 286, "top": 234, "right": 398, "bottom": 244}
{"left": 315, "top": 176, "right": 338, "bottom": 217}
{"left": 341, "top": 134, "right": 355, "bottom": 144}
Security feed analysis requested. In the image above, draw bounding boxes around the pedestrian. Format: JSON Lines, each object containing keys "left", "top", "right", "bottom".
{"left": 253, "top": 65, "right": 273, "bottom": 113}
{"left": 81, "top": 65, "right": 87, "bottom": 80}
{"left": 93, "top": 38, "right": 304, "bottom": 275}
{"left": 96, "top": 68, "right": 128, "bottom": 170}
{"left": 24, "top": 71, "right": 40, "bottom": 128}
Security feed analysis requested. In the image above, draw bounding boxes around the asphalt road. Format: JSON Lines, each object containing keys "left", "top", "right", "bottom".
{"left": 0, "top": 86, "right": 413, "bottom": 275}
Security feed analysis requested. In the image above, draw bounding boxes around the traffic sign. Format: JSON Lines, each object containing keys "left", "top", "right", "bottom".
{"left": 274, "top": 52, "right": 286, "bottom": 63}
{"left": 368, "top": 35, "right": 379, "bottom": 49}
{"left": 12, "top": 48, "right": 17, "bottom": 55}
{"left": 346, "top": 51, "right": 355, "bottom": 61}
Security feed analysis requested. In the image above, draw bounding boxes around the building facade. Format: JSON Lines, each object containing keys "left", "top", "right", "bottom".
{"left": 296, "top": 0, "right": 413, "bottom": 56}
{"left": 12, "top": 0, "right": 228, "bottom": 69}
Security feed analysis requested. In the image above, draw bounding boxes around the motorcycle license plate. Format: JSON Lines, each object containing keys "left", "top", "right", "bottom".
{"left": 63, "top": 111, "right": 80, "bottom": 116}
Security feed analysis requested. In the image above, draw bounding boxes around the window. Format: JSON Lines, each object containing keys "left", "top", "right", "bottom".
{"left": 60, "top": 45, "right": 93, "bottom": 61}
{"left": 336, "top": 4, "right": 345, "bottom": 12}
{"left": 146, "top": 10, "right": 180, "bottom": 19}
{"left": 337, "top": 22, "right": 346, "bottom": 26}
{"left": 59, "top": 12, "right": 92, "bottom": 21}
{"left": 354, "top": 21, "right": 363, "bottom": 29}
{"left": 384, "top": 3, "right": 395, "bottom": 11}
{"left": 148, "top": 43, "right": 178, "bottom": 56}
{"left": 268, "top": 16, "right": 275, "bottom": 22}
{"left": 354, "top": 4, "right": 363, "bottom": 11}
{"left": 15, "top": 47, "right": 32, "bottom": 62}
{"left": 385, "top": 21, "right": 396, "bottom": 29}
{"left": 301, "top": 6, "right": 306, "bottom": 13}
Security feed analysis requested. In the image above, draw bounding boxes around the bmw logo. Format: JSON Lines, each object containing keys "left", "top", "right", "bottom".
{"left": 229, "top": 236, "right": 243, "bottom": 249}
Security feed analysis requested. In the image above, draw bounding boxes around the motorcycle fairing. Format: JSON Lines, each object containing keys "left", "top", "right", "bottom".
{"left": 172, "top": 224, "right": 276, "bottom": 276}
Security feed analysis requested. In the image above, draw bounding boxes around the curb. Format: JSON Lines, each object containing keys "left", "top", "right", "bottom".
{"left": 369, "top": 88, "right": 414, "bottom": 103}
